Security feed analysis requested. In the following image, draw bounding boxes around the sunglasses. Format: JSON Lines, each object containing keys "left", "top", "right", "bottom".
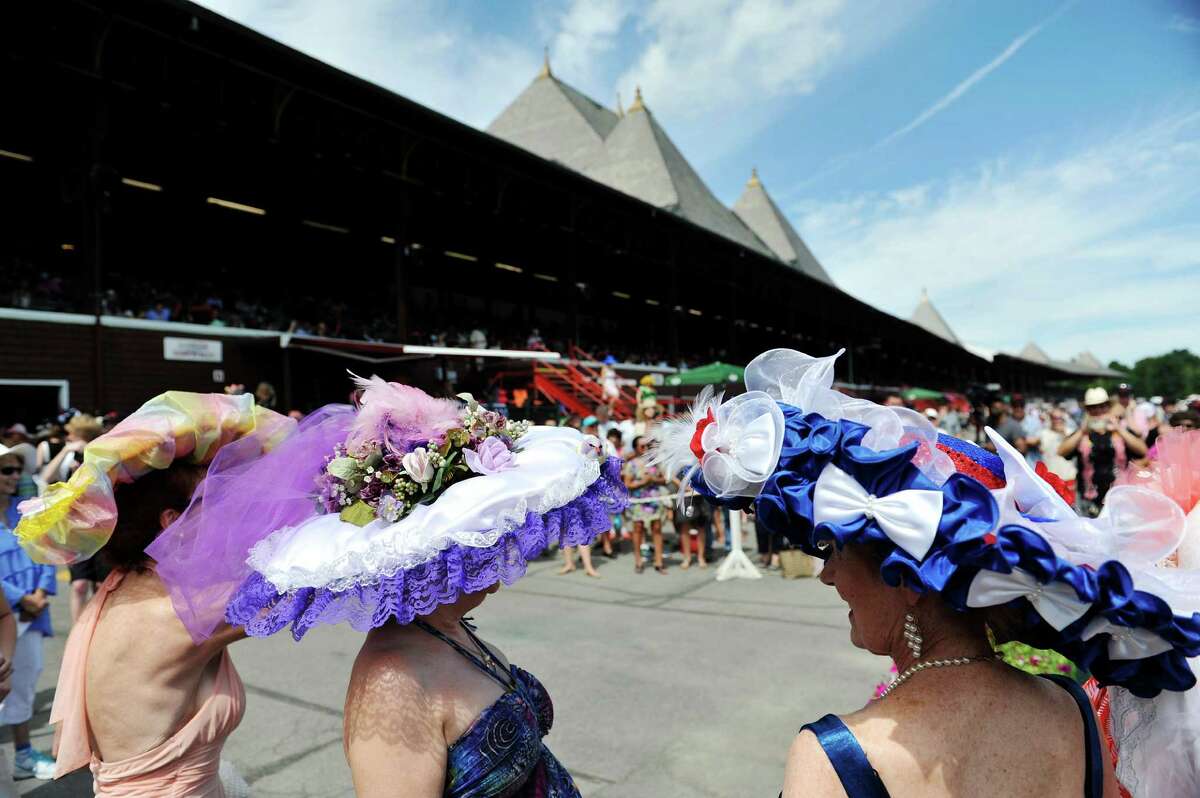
{"left": 0, "top": 467, "right": 20, "bottom": 476}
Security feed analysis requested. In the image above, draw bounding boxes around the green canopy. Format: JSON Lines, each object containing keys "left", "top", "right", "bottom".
{"left": 902, "top": 387, "right": 944, "bottom": 401}
{"left": 667, "top": 362, "right": 745, "bottom": 387}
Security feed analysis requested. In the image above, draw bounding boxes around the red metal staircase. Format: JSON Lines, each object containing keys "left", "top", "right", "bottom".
{"left": 531, "top": 346, "right": 639, "bottom": 420}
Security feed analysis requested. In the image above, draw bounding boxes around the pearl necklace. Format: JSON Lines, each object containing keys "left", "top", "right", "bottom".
{"left": 876, "top": 654, "right": 995, "bottom": 699}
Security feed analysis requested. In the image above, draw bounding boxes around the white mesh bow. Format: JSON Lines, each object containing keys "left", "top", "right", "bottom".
{"left": 745, "top": 348, "right": 954, "bottom": 485}
{"left": 650, "top": 386, "right": 784, "bottom": 500}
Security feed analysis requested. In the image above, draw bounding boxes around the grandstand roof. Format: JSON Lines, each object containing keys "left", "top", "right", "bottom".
{"left": 733, "top": 169, "right": 833, "bottom": 284}
{"left": 582, "top": 91, "right": 773, "bottom": 256}
{"left": 487, "top": 63, "right": 617, "bottom": 172}
{"left": 1018, "top": 341, "right": 1052, "bottom": 364}
{"left": 908, "top": 290, "right": 960, "bottom": 345}
{"left": 489, "top": 73, "right": 775, "bottom": 258}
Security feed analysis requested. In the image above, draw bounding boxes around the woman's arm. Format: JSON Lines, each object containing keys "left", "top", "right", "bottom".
{"left": 0, "top": 593, "right": 17, "bottom": 698}
{"left": 782, "top": 730, "right": 848, "bottom": 798}
{"left": 1058, "top": 425, "right": 1086, "bottom": 458}
{"left": 1115, "top": 425, "right": 1147, "bottom": 458}
{"left": 39, "top": 440, "right": 82, "bottom": 485}
{"left": 344, "top": 652, "right": 446, "bottom": 798}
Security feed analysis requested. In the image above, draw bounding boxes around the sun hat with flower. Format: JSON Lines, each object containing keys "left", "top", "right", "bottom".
{"left": 653, "top": 349, "right": 1200, "bottom": 698}
{"left": 143, "top": 375, "right": 627, "bottom": 643}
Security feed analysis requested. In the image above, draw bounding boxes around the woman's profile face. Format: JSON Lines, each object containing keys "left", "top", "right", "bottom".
{"left": 0, "top": 454, "right": 21, "bottom": 496}
{"left": 818, "top": 544, "right": 905, "bottom": 656}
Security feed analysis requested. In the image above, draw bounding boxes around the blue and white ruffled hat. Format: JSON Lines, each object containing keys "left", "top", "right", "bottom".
{"left": 654, "top": 349, "right": 1199, "bottom": 697}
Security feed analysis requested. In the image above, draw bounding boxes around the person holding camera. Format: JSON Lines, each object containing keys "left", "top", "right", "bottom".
{"left": 1058, "top": 387, "right": 1147, "bottom": 516}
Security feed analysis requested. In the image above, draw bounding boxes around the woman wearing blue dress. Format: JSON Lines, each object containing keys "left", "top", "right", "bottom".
{"left": 653, "top": 349, "right": 1199, "bottom": 798}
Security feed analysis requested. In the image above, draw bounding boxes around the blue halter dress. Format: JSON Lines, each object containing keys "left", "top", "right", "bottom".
{"left": 416, "top": 621, "right": 580, "bottom": 798}
{"left": 785, "top": 675, "right": 1103, "bottom": 798}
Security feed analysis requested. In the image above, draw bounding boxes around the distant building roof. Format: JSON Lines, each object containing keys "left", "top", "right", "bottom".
{"left": 487, "top": 66, "right": 617, "bottom": 172}
{"left": 1018, "top": 341, "right": 1052, "bottom": 364}
{"left": 908, "top": 290, "right": 960, "bottom": 345}
{"left": 583, "top": 90, "right": 773, "bottom": 257}
{"left": 733, "top": 169, "right": 833, "bottom": 284}
{"left": 1006, "top": 342, "right": 1125, "bottom": 379}
{"left": 488, "top": 70, "right": 783, "bottom": 262}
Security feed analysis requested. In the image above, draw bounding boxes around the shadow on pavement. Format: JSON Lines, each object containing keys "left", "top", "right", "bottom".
{"left": 19, "top": 770, "right": 91, "bottom": 797}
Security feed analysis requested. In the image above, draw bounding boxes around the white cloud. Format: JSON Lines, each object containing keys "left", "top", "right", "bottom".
{"left": 877, "top": 1, "right": 1073, "bottom": 147}
{"left": 547, "top": 0, "right": 633, "bottom": 93}
{"left": 794, "top": 108, "right": 1200, "bottom": 364}
{"left": 193, "top": 0, "right": 540, "bottom": 128}
{"left": 193, "top": 0, "right": 925, "bottom": 169}
{"left": 615, "top": 0, "right": 847, "bottom": 122}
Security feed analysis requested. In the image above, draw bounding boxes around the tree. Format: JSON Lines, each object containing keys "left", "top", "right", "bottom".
{"left": 1110, "top": 350, "right": 1200, "bottom": 399}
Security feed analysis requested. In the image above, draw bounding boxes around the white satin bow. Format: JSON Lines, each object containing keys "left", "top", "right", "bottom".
{"left": 812, "top": 464, "right": 942, "bottom": 560}
{"left": 1082, "top": 617, "right": 1174, "bottom": 661}
{"left": 966, "top": 567, "right": 1091, "bottom": 631}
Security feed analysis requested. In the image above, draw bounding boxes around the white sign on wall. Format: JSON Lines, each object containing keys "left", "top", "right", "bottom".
{"left": 163, "top": 337, "right": 223, "bottom": 363}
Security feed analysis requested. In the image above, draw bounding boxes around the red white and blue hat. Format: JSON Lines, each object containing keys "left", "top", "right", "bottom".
{"left": 654, "top": 348, "right": 1199, "bottom": 698}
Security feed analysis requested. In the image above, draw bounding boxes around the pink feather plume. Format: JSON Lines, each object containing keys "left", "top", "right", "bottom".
{"left": 346, "top": 374, "right": 463, "bottom": 456}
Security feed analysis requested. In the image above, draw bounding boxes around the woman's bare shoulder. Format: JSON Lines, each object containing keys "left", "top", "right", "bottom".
{"left": 782, "top": 726, "right": 849, "bottom": 798}
{"left": 344, "top": 640, "right": 449, "bottom": 797}
{"left": 344, "top": 640, "right": 443, "bottom": 749}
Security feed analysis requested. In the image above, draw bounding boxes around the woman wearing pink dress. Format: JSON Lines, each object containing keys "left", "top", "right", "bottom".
{"left": 16, "top": 392, "right": 290, "bottom": 796}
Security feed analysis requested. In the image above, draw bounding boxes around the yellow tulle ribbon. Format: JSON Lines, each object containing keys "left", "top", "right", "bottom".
{"left": 16, "top": 392, "right": 291, "bottom": 565}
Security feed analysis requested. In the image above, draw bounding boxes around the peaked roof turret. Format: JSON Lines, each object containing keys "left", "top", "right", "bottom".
{"left": 583, "top": 93, "right": 772, "bottom": 256}
{"left": 486, "top": 65, "right": 619, "bottom": 172}
{"left": 1018, "top": 341, "right": 1052, "bottom": 364}
{"left": 732, "top": 168, "right": 833, "bottom": 284}
{"left": 908, "top": 290, "right": 960, "bottom": 344}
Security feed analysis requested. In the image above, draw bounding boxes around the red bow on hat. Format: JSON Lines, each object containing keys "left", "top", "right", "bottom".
{"left": 690, "top": 408, "right": 716, "bottom": 461}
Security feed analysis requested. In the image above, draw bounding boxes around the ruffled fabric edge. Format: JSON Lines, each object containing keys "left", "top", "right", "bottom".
{"left": 727, "top": 407, "right": 1200, "bottom": 697}
{"left": 225, "top": 457, "right": 627, "bottom": 640}
{"left": 246, "top": 444, "right": 603, "bottom": 594}
{"left": 941, "top": 523, "right": 1200, "bottom": 697}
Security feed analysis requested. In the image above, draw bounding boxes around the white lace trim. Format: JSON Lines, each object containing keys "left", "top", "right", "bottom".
{"left": 247, "top": 435, "right": 601, "bottom": 593}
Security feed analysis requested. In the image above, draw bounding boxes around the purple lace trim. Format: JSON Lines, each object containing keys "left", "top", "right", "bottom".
{"left": 226, "top": 458, "right": 627, "bottom": 640}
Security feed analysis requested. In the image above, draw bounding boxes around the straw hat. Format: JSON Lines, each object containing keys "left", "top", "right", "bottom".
{"left": 1083, "top": 387, "right": 1111, "bottom": 408}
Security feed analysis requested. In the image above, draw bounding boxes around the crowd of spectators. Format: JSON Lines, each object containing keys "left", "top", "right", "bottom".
{"left": 918, "top": 385, "right": 1200, "bottom": 517}
{"left": 3, "top": 261, "right": 715, "bottom": 369}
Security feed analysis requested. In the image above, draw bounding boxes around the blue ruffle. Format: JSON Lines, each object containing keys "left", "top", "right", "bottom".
{"left": 693, "top": 404, "right": 1200, "bottom": 697}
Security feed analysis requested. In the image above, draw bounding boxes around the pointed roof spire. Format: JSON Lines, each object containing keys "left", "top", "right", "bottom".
{"left": 908, "top": 291, "right": 960, "bottom": 344}
{"left": 1018, "top": 341, "right": 1052, "bottom": 364}
{"left": 629, "top": 86, "right": 645, "bottom": 113}
{"left": 732, "top": 167, "right": 833, "bottom": 284}
{"left": 538, "top": 46, "right": 552, "bottom": 79}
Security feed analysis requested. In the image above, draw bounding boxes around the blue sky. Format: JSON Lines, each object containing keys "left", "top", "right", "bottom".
{"left": 195, "top": 0, "right": 1200, "bottom": 365}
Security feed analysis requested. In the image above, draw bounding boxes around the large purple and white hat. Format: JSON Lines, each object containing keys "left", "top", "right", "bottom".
{"left": 151, "top": 376, "right": 626, "bottom": 642}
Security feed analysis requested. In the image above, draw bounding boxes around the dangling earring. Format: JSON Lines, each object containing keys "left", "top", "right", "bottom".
{"left": 903, "top": 612, "right": 923, "bottom": 660}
